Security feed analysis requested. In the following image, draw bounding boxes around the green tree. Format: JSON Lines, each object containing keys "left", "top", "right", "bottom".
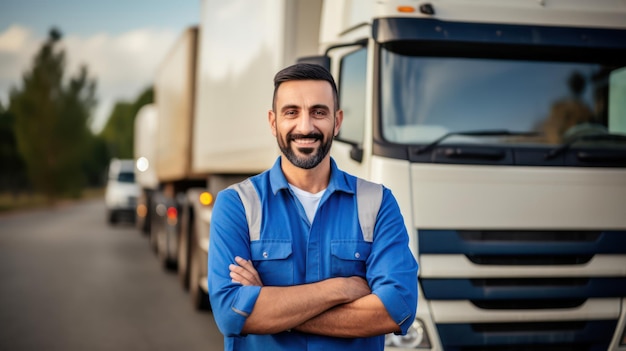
{"left": 101, "top": 101, "right": 134, "bottom": 158}
{"left": 100, "top": 86, "right": 153, "bottom": 159}
{"left": 133, "top": 87, "right": 154, "bottom": 112}
{"left": 82, "top": 133, "right": 109, "bottom": 187}
{"left": 10, "top": 28, "right": 97, "bottom": 202}
{"left": 0, "top": 102, "right": 28, "bottom": 194}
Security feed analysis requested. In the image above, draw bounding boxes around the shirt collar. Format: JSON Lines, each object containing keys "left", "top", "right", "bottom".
{"left": 269, "top": 157, "right": 354, "bottom": 196}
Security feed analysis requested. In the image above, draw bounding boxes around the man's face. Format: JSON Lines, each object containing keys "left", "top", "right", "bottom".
{"left": 269, "top": 80, "right": 342, "bottom": 169}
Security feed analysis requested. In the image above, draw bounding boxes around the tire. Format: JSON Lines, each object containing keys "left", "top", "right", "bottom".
{"left": 149, "top": 211, "right": 159, "bottom": 253}
{"left": 107, "top": 210, "right": 117, "bottom": 224}
{"left": 178, "top": 208, "right": 192, "bottom": 290}
{"left": 189, "top": 240, "right": 210, "bottom": 310}
{"left": 157, "top": 225, "right": 177, "bottom": 271}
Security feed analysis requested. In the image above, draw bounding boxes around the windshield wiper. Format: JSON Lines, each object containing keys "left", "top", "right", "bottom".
{"left": 544, "top": 133, "right": 626, "bottom": 160}
{"left": 414, "top": 129, "right": 539, "bottom": 155}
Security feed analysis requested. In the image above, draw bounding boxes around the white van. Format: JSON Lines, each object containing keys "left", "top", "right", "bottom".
{"left": 105, "top": 159, "right": 140, "bottom": 224}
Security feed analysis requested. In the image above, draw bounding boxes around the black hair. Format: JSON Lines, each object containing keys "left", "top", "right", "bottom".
{"left": 272, "top": 63, "right": 339, "bottom": 111}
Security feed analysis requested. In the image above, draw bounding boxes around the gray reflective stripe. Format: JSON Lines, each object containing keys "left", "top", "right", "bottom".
{"left": 231, "top": 178, "right": 383, "bottom": 243}
{"left": 356, "top": 178, "right": 383, "bottom": 242}
{"left": 229, "top": 179, "right": 261, "bottom": 241}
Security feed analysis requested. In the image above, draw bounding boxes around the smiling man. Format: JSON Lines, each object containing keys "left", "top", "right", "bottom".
{"left": 207, "top": 63, "right": 418, "bottom": 351}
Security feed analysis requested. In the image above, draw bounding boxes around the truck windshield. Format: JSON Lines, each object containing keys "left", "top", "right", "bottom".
{"left": 380, "top": 48, "right": 626, "bottom": 148}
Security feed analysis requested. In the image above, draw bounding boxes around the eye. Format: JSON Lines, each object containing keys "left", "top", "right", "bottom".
{"left": 312, "top": 109, "right": 328, "bottom": 118}
{"left": 284, "top": 110, "right": 297, "bottom": 117}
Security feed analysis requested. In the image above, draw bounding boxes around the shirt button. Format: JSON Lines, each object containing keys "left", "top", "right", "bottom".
{"left": 263, "top": 251, "right": 268, "bottom": 258}
{"left": 354, "top": 252, "right": 361, "bottom": 259}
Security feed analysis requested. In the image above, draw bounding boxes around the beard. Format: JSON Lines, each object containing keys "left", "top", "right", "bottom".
{"left": 278, "top": 131, "right": 333, "bottom": 169}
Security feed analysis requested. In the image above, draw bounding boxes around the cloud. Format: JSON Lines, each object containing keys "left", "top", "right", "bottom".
{"left": 62, "top": 28, "right": 177, "bottom": 132}
{"left": 0, "top": 25, "right": 33, "bottom": 53}
{"left": 0, "top": 25, "right": 178, "bottom": 133}
{"left": 0, "top": 25, "right": 40, "bottom": 108}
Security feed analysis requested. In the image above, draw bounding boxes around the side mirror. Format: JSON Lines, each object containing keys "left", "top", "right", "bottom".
{"left": 297, "top": 56, "right": 331, "bottom": 72}
{"left": 350, "top": 144, "right": 364, "bottom": 163}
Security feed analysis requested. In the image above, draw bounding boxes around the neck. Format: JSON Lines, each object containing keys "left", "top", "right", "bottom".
{"left": 280, "top": 156, "right": 331, "bottom": 193}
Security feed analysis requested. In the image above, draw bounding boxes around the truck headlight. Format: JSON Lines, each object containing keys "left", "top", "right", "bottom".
{"left": 385, "top": 318, "right": 431, "bottom": 348}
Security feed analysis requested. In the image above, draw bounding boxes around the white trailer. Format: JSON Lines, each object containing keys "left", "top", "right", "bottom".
{"left": 137, "top": 0, "right": 323, "bottom": 304}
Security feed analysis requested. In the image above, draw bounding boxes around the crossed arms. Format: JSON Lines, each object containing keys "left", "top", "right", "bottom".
{"left": 208, "top": 187, "right": 418, "bottom": 339}
{"left": 229, "top": 256, "right": 401, "bottom": 337}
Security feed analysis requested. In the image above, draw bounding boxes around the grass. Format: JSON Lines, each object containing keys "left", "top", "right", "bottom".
{"left": 0, "top": 188, "right": 105, "bottom": 214}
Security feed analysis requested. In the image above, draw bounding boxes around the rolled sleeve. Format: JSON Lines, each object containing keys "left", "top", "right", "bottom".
{"left": 208, "top": 189, "right": 262, "bottom": 337}
{"left": 221, "top": 285, "right": 262, "bottom": 336}
{"left": 374, "top": 283, "right": 415, "bottom": 334}
{"left": 368, "top": 188, "right": 419, "bottom": 335}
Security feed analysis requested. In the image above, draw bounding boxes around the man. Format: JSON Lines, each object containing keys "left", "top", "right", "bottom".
{"left": 208, "top": 63, "right": 418, "bottom": 350}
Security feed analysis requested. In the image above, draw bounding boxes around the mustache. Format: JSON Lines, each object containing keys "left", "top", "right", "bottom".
{"left": 288, "top": 133, "right": 323, "bottom": 141}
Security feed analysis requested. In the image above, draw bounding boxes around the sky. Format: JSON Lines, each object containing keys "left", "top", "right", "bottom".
{"left": 0, "top": 0, "right": 200, "bottom": 133}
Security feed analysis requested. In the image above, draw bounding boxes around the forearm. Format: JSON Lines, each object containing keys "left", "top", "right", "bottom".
{"left": 293, "top": 293, "right": 400, "bottom": 338}
{"left": 241, "top": 277, "right": 368, "bottom": 335}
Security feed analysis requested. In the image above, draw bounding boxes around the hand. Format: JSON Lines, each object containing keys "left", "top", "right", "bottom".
{"left": 229, "top": 256, "right": 264, "bottom": 286}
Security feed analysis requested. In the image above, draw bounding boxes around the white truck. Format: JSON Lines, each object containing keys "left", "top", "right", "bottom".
{"left": 136, "top": 0, "right": 626, "bottom": 349}
{"left": 104, "top": 158, "right": 139, "bottom": 224}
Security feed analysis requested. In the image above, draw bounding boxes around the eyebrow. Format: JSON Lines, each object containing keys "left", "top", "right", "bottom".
{"left": 280, "top": 104, "right": 330, "bottom": 113}
{"left": 280, "top": 104, "right": 300, "bottom": 113}
{"left": 310, "top": 104, "right": 330, "bottom": 111}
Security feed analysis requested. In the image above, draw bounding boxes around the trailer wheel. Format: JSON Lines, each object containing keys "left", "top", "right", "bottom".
{"left": 149, "top": 207, "right": 161, "bottom": 254}
{"left": 107, "top": 211, "right": 117, "bottom": 225}
{"left": 178, "top": 207, "right": 192, "bottom": 290}
{"left": 189, "top": 241, "right": 210, "bottom": 310}
{"left": 157, "top": 237, "right": 177, "bottom": 271}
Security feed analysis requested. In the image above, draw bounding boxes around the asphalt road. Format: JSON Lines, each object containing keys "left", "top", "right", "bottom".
{"left": 0, "top": 199, "right": 224, "bottom": 351}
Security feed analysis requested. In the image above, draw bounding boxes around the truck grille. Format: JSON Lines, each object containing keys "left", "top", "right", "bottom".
{"left": 419, "top": 229, "right": 626, "bottom": 350}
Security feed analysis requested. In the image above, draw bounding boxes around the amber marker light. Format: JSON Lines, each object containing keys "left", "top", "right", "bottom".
{"left": 136, "top": 204, "right": 147, "bottom": 218}
{"left": 397, "top": 5, "right": 416, "bottom": 13}
{"left": 199, "top": 191, "right": 213, "bottom": 206}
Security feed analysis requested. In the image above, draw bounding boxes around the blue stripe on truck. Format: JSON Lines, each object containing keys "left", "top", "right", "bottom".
{"left": 418, "top": 230, "right": 626, "bottom": 254}
{"left": 436, "top": 320, "right": 616, "bottom": 350}
{"left": 421, "top": 277, "right": 626, "bottom": 300}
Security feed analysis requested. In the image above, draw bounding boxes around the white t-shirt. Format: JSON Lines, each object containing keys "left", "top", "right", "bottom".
{"left": 288, "top": 184, "right": 326, "bottom": 224}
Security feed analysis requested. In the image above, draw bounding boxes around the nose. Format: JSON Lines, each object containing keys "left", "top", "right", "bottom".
{"left": 295, "top": 113, "right": 315, "bottom": 134}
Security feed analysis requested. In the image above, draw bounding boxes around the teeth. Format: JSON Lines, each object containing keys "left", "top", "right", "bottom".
{"left": 294, "top": 138, "right": 317, "bottom": 144}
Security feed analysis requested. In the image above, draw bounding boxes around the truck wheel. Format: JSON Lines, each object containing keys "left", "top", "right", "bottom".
{"left": 189, "top": 242, "right": 210, "bottom": 310}
{"left": 157, "top": 238, "right": 172, "bottom": 270}
{"left": 177, "top": 214, "right": 191, "bottom": 290}
{"left": 157, "top": 227, "right": 177, "bottom": 271}
{"left": 149, "top": 215, "right": 159, "bottom": 253}
{"left": 108, "top": 211, "right": 117, "bottom": 225}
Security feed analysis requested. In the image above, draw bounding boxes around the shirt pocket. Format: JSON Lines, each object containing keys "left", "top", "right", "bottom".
{"left": 330, "top": 240, "right": 371, "bottom": 278}
{"left": 250, "top": 240, "right": 293, "bottom": 286}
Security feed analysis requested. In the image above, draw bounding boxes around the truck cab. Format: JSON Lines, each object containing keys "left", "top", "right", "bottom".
{"left": 309, "top": 1, "right": 626, "bottom": 349}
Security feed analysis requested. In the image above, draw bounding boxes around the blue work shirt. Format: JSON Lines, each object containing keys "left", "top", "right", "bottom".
{"left": 208, "top": 157, "right": 418, "bottom": 351}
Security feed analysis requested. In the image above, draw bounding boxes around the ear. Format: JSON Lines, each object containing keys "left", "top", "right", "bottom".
{"left": 268, "top": 109, "right": 277, "bottom": 137}
{"left": 333, "top": 109, "right": 344, "bottom": 137}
